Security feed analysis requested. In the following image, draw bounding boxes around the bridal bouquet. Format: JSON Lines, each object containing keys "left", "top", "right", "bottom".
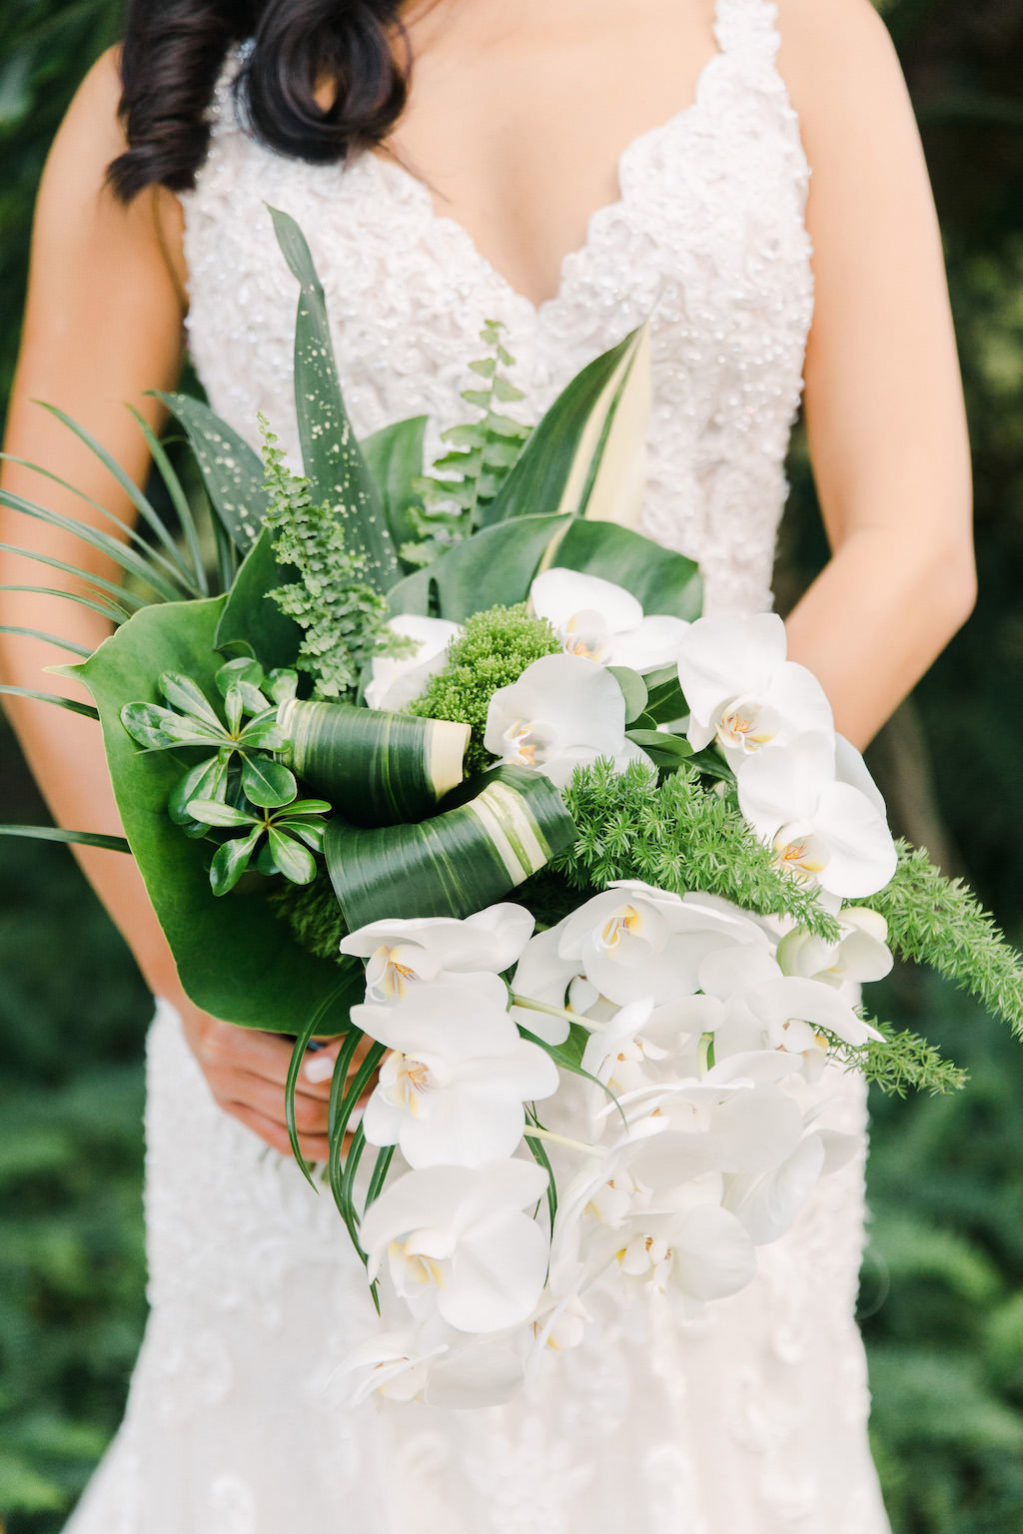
{"left": 4, "top": 210, "right": 1022, "bottom": 1409}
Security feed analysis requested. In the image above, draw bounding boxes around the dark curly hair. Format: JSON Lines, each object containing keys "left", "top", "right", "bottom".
{"left": 107, "top": 0, "right": 411, "bottom": 201}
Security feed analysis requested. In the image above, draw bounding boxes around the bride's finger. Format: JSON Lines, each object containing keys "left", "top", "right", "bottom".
{"left": 225, "top": 1101, "right": 332, "bottom": 1163}
{"left": 301, "top": 1032, "right": 377, "bottom": 1089}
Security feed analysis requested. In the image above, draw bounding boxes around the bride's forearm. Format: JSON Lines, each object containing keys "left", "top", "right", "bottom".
{"left": 783, "top": 523, "right": 976, "bottom": 751}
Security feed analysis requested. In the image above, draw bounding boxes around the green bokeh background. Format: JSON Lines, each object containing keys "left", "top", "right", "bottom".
{"left": 1, "top": 1, "right": 1022, "bottom": 1529}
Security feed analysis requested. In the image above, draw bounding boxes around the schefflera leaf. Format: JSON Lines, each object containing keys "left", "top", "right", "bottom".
{"left": 67, "top": 594, "right": 360, "bottom": 1033}
{"left": 324, "top": 764, "right": 577, "bottom": 929}
{"left": 278, "top": 696, "right": 469, "bottom": 826}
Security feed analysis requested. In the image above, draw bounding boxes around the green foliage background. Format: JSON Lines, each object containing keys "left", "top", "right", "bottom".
{"left": 0, "top": 0, "right": 1021, "bottom": 1529}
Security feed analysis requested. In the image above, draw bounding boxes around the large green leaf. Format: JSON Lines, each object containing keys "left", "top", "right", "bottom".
{"left": 324, "top": 764, "right": 576, "bottom": 929}
{"left": 554, "top": 517, "right": 703, "bottom": 620}
{"left": 387, "top": 512, "right": 572, "bottom": 620}
{"left": 214, "top": 524, "right": 301, "bottom": 670}
{"left": 73, "top": 595, "right": 359, "bottom": 1032}
{"left": 157, "top": 391, "right": 270, "bottom": 552}
{"left": 360, "top": 415, "right": 428, "bottom": 562}
{"left": 477, "top": 325, "right": 651, "bottom": 530}
{"left": 280, "top": 696, "right": 468, "bottom": 825}
{"left": 269, "top": 207, "right": 399, "bottom": 589}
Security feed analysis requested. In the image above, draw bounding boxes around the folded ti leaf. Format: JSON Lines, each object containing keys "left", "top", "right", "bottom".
{"left": 278, "top": 696, "right": 469, "bottom": 826}
{"left": 324, "top": 764, "right": 577, "bottom": 929}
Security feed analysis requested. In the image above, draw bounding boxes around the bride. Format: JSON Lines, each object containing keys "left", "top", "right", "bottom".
{"left": 0, "top": 0, "right": 975, "bottom": 1528}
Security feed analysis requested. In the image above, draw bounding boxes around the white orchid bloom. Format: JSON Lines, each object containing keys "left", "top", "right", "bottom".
{"left": 340, "top": 903, "right": 535, "bottom": 1002}
{"left": 354, "top": 984, "right": 558, "bottom": 1168}
{"left": 508, "top": 921, "right": 583, "bottom": 1045}
{"left": 695, "top": 943, "right": 883, "bottom": 1056}
{"left": 580, "top": 996, "right": 667, "bottom": 1096}
{"left": 676, "top": 612, "right": 834, "bottom": 761}
{"left": 736, "top": 730, "right": 898, "bottom": 898}
{"left": 556, "top": 880, "right": 766, "bottom": 1007}
{"left": 341, "top": 1319, "right": 525, "bottom": 1409}
{"left": 364, "top": 613, "right": 461, "bottom": 712}
{"left": 529, "top": 567, "right": 689, "bottom": 674}
{"left": 776, "top": 906, "right": 893, "bottom": 988}
{"left": 723, "top": 1131, "right": 835, "bottom": 1245}
{"left": 484, "top": 653, "right": 653, "bottom": 789}
{"left": 359, "top": 1159, "right": 549, "bottom": 1334}
{"left": 616, "top": 1197, "right": 756, "bottom": 1303}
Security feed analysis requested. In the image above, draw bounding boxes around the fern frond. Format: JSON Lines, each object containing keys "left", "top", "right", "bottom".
{"left": 260, "top": 419, "right": 401, "bottom": 700}
{"left": 402, "top": 321, "right": 531, "bottom": 565}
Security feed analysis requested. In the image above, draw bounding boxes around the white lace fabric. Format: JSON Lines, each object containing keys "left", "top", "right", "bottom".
{"left": 64, "top": 0, "right": 891, "bottom": 1528}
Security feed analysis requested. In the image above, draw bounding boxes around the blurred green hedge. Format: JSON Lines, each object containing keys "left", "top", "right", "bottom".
{"left": 1, "top": 1, "right": 1022, "bottom": 1531}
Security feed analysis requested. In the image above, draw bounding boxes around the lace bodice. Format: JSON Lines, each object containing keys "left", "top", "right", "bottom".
{"left": 182, "top": 0, "right": 815, "bottom": 617}
{"left": 63, "top": 5, "right": 892, "bottom": 1531}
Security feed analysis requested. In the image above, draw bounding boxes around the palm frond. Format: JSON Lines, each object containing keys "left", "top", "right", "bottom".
{"left": 0, "top": 682, "right": 98, "bottom": 720}
{"left": 0, "top": 488, "right": 188, "bottom": 603}
{"left": 35, "top": 404, "right": 207, "bottom": 596}
{"left": 1, "top": 449, "right": 203, "bottom": 598}
{"left": 0, "top": 540, "right": 146, "bottom": 610}
{"left": 0, "top": 583, "right": 130, "bottom": 624}
{"left": 0, "top": 624, "right": 92, "bottom": 657}
{"left": 0, "top": 825, "right": 130, "bottom": 853}
{"left": 125, "top": 405, "right": 209, "bottom": 595}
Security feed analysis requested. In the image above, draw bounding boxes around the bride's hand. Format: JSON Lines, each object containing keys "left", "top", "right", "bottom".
{"left": 176, "top": 996, "right": 377, "bottom": 1163}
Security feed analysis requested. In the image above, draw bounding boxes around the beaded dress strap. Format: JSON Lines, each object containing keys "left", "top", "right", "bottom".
{"left": 713, "top": 0, "right": 784, "bottom": 62}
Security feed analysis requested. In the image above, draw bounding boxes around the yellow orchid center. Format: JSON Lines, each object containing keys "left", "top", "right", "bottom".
{"left": 388, "top": 1240, "right": 444, "bottom": 1288}
{"left": 600, "top": 903, "right": 643, "bottom": 951}
{"left": 383, "top": 1051, "right": 435, "bottom": 1116}
{"left": 369, "top": 944, "right": 421, "bottom": 1000}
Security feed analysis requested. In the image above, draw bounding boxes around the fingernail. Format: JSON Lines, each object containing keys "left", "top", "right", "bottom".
{"left": 303, "top": 1055, "right": 335, "bottom": 1084}
{"left": 347, "top": 1103, "right": 365, "bottom": 1130}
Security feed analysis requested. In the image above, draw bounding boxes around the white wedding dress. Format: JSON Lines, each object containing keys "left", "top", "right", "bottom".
{"left": 65, "top": 2, "right": 891, "bottom": 1529}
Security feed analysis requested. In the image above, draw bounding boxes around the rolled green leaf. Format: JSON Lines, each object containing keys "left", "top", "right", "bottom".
{"left": 324, "top": 763, "right": 577, "bottom": 929}
{"left": 278, "top": 696, "right": 469, "bottom": 826}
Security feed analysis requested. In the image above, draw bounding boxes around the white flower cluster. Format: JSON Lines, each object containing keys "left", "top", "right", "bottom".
{"left": 676, "top": 611, "right": 898, "bottom": 900}
{"left": 336, "top": 877, "right": 893, "bottom": 1410}
{"left": 340, "top": 576, "right": 900, "bottom": 1408}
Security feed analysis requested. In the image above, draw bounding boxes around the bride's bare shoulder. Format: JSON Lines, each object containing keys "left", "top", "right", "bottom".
{"left": 39, "top": 46, "right": 186, "bottom": 306}
{"left": 774, "top": 0, "right": 915, "bottom": 154}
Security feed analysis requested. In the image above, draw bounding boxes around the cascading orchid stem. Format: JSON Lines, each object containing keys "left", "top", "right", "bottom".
{"left": 511, "top": 993, "right": 605, "bottom": 1032}
{"left": 522, "top": 1124, "right": 604, "bottom": 1157}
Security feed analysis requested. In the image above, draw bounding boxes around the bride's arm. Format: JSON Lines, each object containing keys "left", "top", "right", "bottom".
{"left": 777, "top": 0, "right": 975, "bottom": 749}
{"left": 0, "top": 51, "right": 343, "bottom": 1160}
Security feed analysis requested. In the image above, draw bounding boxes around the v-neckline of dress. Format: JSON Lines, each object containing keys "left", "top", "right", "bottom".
{"left": 363, "top": 39, "right": 733, "bottom": 323}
